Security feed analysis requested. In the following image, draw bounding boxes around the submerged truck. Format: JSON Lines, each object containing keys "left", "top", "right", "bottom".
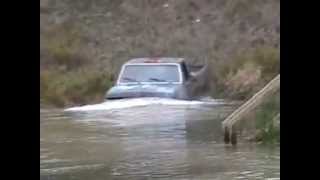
{"left": 105, "top": 57, "right": 208, "bottom": 100}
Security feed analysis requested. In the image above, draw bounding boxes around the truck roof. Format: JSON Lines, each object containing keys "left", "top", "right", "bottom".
{"left": 126, "top": 57, "right": 185, "bottom": 64}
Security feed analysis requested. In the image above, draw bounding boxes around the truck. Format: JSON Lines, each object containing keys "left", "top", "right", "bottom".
{"left": 105, "top": 57, "right": 208, "bottom": 100}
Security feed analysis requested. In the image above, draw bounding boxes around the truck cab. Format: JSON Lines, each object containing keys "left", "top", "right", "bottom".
{"left": 105, "top": 57, "right": 206, "bottom": 100}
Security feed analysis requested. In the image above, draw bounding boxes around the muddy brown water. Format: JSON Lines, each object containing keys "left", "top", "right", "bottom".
{"left": 40, "top": 98, "right": 279, "bottom": 180}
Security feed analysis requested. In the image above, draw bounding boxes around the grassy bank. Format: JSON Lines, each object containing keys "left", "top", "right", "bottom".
{"left": 40, "top": 68, "right": 113, "bottom": 107}
{"left": 213, "top": 46, "right": 279, "bottom": 100}
{"left": 40, "top": 45, "right": 279, "bottom": 107}
{"left": 40, "top": 0, "right": 279, "bottom": 107}
{"left": 213, "top": 46, "right": 280, "bottom": 144}
{"left": 238, "top": 90, "right": 280, "bottom": 144}
{"left": 254, "top": 91, "right": 280, "bottom": 144}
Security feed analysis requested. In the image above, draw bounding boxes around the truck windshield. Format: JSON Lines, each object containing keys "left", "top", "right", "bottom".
{"left": 119, "top": 64, "right": 181, "bottom": 83}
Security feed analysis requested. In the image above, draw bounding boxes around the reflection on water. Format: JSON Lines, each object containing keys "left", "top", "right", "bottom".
{"left": 41, "top": 98, "right": 279, "bottom": 180}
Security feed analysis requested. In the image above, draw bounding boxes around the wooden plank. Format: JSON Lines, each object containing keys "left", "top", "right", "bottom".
{"left": 222, "top": 74, "right": 280, "bottom": 144}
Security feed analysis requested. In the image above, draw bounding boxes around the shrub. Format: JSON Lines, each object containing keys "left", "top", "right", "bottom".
{"left": 214, "top": 46, "right": 279, "bottom": 100}
{"left": 42, "top": 22, "right": 89, "bottom": 70}
{"left": 40, "top": 68, "right": 113, "bottom": 107}
{"left": 255, "top": 91, "right": 280, "bottom": 144}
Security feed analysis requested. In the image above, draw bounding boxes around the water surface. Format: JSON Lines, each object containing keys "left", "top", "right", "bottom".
{"left": 40, "top": 98, "right": 279, "bottom": 180}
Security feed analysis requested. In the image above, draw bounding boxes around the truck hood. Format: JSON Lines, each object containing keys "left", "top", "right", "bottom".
{"left": 105, "top": 84, "right": 183, "bottom": 99}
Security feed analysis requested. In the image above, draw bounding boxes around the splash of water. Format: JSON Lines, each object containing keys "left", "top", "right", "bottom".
{"left": 64, "top": 97, "right": 221, "bottom": 112}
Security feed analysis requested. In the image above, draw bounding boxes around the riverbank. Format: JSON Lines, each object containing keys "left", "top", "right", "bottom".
{"left": 40, "top": 47, "right": 280, "bottom": 144}
{"left": 40, "top": 67, "right": 113, "bottom": 107}
{"left": 239, "top": 91, "right": 280, "bottom": 144}
{"left": 40, "top": 46, "right": 279, "bottom": 107}
{"left": 40, "top": 0, "right": 280, "bottom": 144}
{"left": 254, "top": 91, "right": 280, "bottom": 144}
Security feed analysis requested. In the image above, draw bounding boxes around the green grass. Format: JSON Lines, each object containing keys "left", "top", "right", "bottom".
{"left": 255, "top": 91, "right": 280, "bottom": 144}
{"left": 40, "top": 22, "right": 115, "bottom": 107}
{"left": 40, "top": 68, "right": 113, "bottom": 107}
{"left": 41, "top": 21, "right": 89, "bottom": 70}
{"left": 213, "top": 46, "right": 279, "bottom": 100}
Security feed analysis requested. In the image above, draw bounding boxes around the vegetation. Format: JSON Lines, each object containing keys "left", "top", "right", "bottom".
{"left": 255, "top": 91, "right": 280, "bottom": 144}
{"left": 40, "top": 68, "right": 113, "bottom": 107}
{"left": 238, "top": 90, "right": 280, "bottom": 144}
{"left": 40, "top": 0, "right": 279, "bottom": 108}
{"left": 214, "top": 46, "right": 279, "bottom": 100}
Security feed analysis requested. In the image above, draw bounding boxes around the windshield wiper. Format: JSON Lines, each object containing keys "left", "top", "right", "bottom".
{"left": 148, "top": 78, "right": 167, "bottom": 82}
{"left": 122, "top": 77, "right": 140, "bottom": 83}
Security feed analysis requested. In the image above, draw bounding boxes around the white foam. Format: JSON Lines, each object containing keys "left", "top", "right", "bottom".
{"left": 65, "top": 98, "right": 207, "bottom": 112}
{"left": 40, "top": 164, "right": 104, "bottom": 175}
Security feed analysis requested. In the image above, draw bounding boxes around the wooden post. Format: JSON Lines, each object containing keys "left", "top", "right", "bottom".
{"left": 224, "top": 127, "right": 230, "bottom": 144}
{"left": 231, "top": 127, "right": 237, "bottom": 145}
